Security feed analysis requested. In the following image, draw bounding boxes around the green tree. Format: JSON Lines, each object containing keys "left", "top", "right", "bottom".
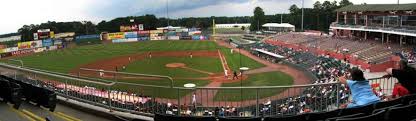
{"left": 250, "top": 7, "right": 266, "bottom": 31}
{"left": 339, "top": 0, "right": 353, "bottom": 7}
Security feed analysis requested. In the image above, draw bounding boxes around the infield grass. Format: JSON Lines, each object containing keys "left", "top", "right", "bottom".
{"left": 214, "top": 71, "right": 293, "bottom": 101}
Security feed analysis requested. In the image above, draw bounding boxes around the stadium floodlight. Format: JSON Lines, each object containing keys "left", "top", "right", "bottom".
{"left": 130, "top": 19, "right": 134, "bottom": 23}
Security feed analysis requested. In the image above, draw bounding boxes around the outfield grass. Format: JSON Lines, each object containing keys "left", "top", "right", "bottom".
{"left": 5, "top": 41, "right": 220, "bottom": 73}
{"left": 215, "top": 71, "right": 293, "bottom": 101}
{"left": 122, "top": 57, "right": 222, "bottom": 78}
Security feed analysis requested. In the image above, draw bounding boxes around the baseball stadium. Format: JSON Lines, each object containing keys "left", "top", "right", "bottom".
{"left": 0, "top": 0, "right": 416, "bottom": 121}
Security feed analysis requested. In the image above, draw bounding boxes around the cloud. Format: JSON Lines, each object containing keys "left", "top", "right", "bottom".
{"left": 0, "top": 0, "right": 413, "bottom": 34}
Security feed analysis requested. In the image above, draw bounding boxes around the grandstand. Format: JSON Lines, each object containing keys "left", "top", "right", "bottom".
{"left": 331, "top": 3, "right": 416, "bottom": 63}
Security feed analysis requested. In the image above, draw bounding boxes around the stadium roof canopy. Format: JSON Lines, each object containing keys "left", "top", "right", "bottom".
{"left": 255, "top": 48, "right": 284, "bottom": 58}
{"left": 336, "top": 3, "right": 416, "bottom": 12}
{"left": 262, "top": 23, "right": 295, "bottom": 28}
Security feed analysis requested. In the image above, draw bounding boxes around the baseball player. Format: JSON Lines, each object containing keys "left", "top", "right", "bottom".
{"left": 190, "top": 52, "right": 193, "bottom": 58}
{"left": 99, "top": 69, "right": 104, "bottom": 77}
{"left": 224, "top": 69, "right": 229, "bottom": 79}
{"left": 233, "top": 71, "right": 238, "bottom": 80}
{"left": 192, "top": 93, "right": 196, "bottom": 105}
{"left": 148, "top": 52, "right": 152, "bottom": 58}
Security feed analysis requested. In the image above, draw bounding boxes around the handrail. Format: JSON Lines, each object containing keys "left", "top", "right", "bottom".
{"left": 24, "top": 66, "right": 115, "bottom": 84}
{"left": 80, "top": 68, "right": 175, "bottom": 88}
{"left": 0, "top": 63, "right": 114, "bottom": 86}
{"left": 8, "top": 59, "right": 24, "bottom": 67}
{"left": 0, "top": 62, "right": 394, "bottom": 90}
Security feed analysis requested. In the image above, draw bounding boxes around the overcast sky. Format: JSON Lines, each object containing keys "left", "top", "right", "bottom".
{"left": 0, "top": 0, "right": 414, "bottom": 34}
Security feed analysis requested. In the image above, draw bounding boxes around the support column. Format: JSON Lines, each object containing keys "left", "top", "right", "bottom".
{"left": 354, "top": 14, "right": 357, "bottom": 25}
{"left": 382, "top": 33, "right": 385, "bottom": 44}
{"left": 365, "top": 15, "right": 368, "bottom": 26}
{"left": 364, "top": 31, "right": 367, "bottom": 40}
{"left": 400, "top": 15, "right": 403, "bottom": 27}
{"left": 400, "top": 35, "right": 403, "bottom": 46}
{"left": 387, "top": 34, "right": 390, "bottom": 43}
{"left": 344, "top": 13, "right": 347, "bottom": 24}
{"left": 383, "top": 16, "right": 385, "bottom": 28}
{"left": 336, "top": 12, "right": 339, "bottom": 23}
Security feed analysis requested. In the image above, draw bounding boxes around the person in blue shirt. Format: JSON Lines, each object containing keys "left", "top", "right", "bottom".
{"left": 339, "top": 68, "right": 380, "bottom": 108}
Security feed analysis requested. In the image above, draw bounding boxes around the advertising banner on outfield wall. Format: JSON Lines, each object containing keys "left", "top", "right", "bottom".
{"left": 33, "top": 33, "right": 38, "bottom": 40}
{"left": 167, "top": 36, "right": 180, "bottom": 40}
{"left": 32, "top": 40, "right": 43, "bottom": 48}
{"left": 50, "top": 31, "right": 55, "bottom": 38}
{"left": 150, "top": 30, "right": 163, "bottom": 34}
{"left": 34, "top": 47, "right": 46, "bottom": 53}
{"left": 18, "top": 41, "right": 32, "bottom": 49}
{"left": 138, "top": 37, "right": 149, "bottom": 41}
{"left": 48, "top": 45, "right": 58, "bottom": 50}
{"left": 54, "top": 40, "right": 62, "bottom": 45}
{"left": 4, "top": 47, "right": 18, "bottom": 53}
{"left": 150, "top": 36, "right": 164, "bottom": 40}
{"left": 124, "top": 32, "right": 138, "bottom": 38}
{"left": 42, "top": 39, "right": 53, "bottom": 47}
{"left": 108, "top": 32, "right": 125, "bottom": 40}
{"left": 138, "top": 30, "right": 150, "bottom": 35}
{"left": 75, "top": 34, "right": 100, "bottom": 40}
{"left": 12, "top": 49, "right": 34, "bottom": 56}
{"left": 112, "top": 38, "right": 138, "bottom": 43}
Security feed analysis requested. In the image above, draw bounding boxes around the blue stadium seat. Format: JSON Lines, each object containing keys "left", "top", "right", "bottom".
{"left": 334, "top": 110, "right": 386, "bottom": 121}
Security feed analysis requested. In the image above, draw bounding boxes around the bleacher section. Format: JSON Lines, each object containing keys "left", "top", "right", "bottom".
{"left": 269, "top": 33, "right": 412, "bottom": 64}
{"left": 155, "top": 94, "right": 416, "bottom": 121}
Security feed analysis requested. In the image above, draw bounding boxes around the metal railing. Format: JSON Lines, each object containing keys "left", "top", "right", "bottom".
{"left": 0, "top": 63, "right": 398, "bottom": 118}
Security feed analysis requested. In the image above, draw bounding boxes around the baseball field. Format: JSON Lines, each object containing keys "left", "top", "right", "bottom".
{"left": 3, "top": 40, "right": 296, "bottom": 100}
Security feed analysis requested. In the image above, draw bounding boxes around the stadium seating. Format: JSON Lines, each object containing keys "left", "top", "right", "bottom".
{"left": 0, "top": 77, "right": 22, "bottom": 109}
{"left": 0, "top": 75, "right": 57, "bottom": 111}
{"left": 334, "top": 110, "right": 387, "bottom": 121}
{"left": 384, "top": 103, "right": 416, "bottom": 121}
{"left": 218, "top": 117, "right": 262, "bottom": 121}
{"left": 154, "top": 113, "right": 216, "bottom": 121}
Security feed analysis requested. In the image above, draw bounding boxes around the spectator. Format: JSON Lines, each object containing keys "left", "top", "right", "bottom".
{"left": 339, "top": 68, "right": 380, "bottom": 108}
{"left": 384, "top": 60, "right": 416, "bottom": 94}
{"left": 391, "top": 83, "right": 409, "bottom": 99}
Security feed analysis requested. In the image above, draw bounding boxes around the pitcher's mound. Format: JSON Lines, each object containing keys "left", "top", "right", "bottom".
{"left": 166, "top": 63, "right": 186, "bottom": 68}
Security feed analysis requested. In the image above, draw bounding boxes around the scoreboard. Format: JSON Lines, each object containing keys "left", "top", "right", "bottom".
{"left": 34, "top": 29, "right": 54, "bottom": 40}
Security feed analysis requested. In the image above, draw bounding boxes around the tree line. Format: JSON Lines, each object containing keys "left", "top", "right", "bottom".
{"left": 13, "top": 0, "right": 353, "bottom": 41}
